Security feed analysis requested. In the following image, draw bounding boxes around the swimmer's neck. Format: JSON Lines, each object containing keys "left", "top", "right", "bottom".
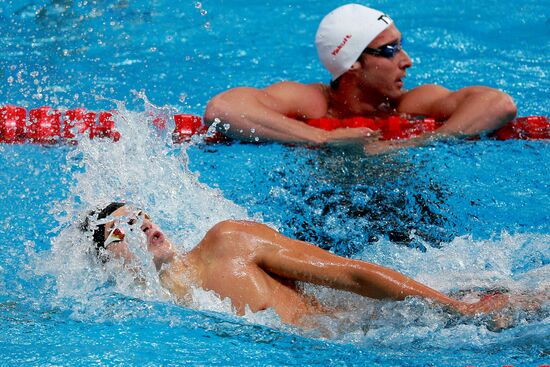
{"left": 157, "top": 249, "right": 202, "bottom": 281}
{"left": 157, "top": 251, "right": 202, "bottom": 304}
{"left": 325, "top": 82, "right": 397, "bottom": 118}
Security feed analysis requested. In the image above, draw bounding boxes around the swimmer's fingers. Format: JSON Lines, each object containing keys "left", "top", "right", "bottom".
{"left": 355, "top": 127, "right": 380, "bottom": 141}
{"left": 363, "top": 140, "right": 401, "bottom": 155}
{"left": 326, "top": 127, "right": 381, "bottom": 145}
{"left": 461, "top": 293, "right": 510, "bottom": 315}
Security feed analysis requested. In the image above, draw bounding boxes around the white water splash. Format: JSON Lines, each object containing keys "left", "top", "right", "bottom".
{"left": 34, "top": 98, "right": 248, "bottom": 318}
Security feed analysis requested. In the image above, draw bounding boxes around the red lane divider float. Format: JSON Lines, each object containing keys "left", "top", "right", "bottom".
{"left": 306, "top": 115, "right": 550, "bottom": 141}
{"left": 0, "top": 105, "right": 548, "bottom": 144}
{"left": 173, "top": 113, "right": 218, "bottom": 144}
{"left": 0, "top": 105, "right": 121, "bottom": 144}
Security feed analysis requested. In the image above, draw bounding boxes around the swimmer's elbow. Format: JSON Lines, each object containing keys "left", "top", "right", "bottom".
{"left": 204, "top": 87, "right": 259, "bottom": 125}
{"left": 479, "top": 91, "right": 517, "bottom": 133}
{"left": 482, "top": 89, "right": 517, "bottom": 122}
{"left": 496, "top": 92, "right": 517, "bottom": 122}
{"left": 204, "top": 95, "right": 227, "bottom": 125}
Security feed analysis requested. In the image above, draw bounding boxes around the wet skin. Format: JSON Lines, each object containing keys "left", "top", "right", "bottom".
{"left": 204, "top": 24, "right": 517, "bottom": 150}
{"left": 102, "top": 206, "right": 510, "bottom": 325}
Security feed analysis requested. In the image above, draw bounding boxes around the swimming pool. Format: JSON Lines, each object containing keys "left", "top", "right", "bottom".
{"left": 1, "top": 0, "right": 549, "bottom": 366}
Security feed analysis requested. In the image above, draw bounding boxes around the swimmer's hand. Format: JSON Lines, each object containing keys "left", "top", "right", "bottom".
{"left": 455, "top": 293, "right": 510, "bottom": 315}
{"left": 324, "top": 127, "right": 380, "bottom": 146}
{"left": 363, "top": 140, "right": 400, "bottom": 155}
{"left": 363, "top": 131, "right": 457, "bottom": 155}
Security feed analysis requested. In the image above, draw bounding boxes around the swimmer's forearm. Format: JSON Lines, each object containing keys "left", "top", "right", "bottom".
{"left": 256, "top": 229, "right": 465, "bottom": 310}
{"left": 348, "top": 261, "right": 511, "bottom": 315}
{"left": 437, "top": 88, "right": 517, "bottom": 135}
{"left": 229, "top": 113, "right": 329, "bottom": 144}
{"left": 205, "top": 92, "right": 328, "bottom": 143}
{"left": 347, "top": 260, "right": 464, "bottom": 310}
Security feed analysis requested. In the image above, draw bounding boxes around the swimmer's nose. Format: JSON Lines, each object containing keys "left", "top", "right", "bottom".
{"left": 398, "top": 49, "right": 412, "bottom": 69}
{"left": 141, "top": 221, "right": 151, "bottom": 233}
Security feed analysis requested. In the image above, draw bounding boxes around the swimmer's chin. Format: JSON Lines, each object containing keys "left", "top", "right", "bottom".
{"left": 150, "top": 241, "right": 177, "bottom": 270}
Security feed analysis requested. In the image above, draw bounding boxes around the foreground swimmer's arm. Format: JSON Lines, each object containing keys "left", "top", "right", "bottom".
{"left": 204, "top": 83, "right": 378, "bottom": 145}
{"left": 238, "top": 221, "right": 508, "bottom": 315}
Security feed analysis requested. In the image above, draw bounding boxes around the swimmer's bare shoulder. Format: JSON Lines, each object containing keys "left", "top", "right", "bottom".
{"left": 397, "top": 84, "right": 451, "bottom": 117}
{"left": 262, "top": 81, "right": 329, "bottom": 118}
{"left": 205, "top": 82, "right": 328, "bottom": 122}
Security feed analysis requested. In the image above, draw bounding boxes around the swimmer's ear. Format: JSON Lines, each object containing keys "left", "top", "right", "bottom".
{"left": 80, "top": 211, "right": 94, "bottom": 231}
{"left": 349, "top": 60, "right": 362, "bottom": 71}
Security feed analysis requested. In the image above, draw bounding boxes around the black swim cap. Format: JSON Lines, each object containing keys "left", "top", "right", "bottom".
{"left": 80, "top": 202, "right": 126, "bottom": 254}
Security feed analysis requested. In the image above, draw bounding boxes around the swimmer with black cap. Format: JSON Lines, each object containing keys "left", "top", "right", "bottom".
{"left": 82, "top": 202, "right": 513, "bottom": 326}
{"left": 205, "top": 4, "right": 517, "bottom": 153}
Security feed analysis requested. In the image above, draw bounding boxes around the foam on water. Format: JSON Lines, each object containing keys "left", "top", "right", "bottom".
{"left": 349, "top": 233, "right": 549, "bottom": 346}
{"left": 31, "top": 97, "right": 251, "bottom": 320}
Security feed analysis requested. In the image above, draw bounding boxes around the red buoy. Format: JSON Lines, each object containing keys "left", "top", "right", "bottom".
{"left": 173, "top": 114, "right": 203, "bottom": 143}
{"left": 92, "top": 111, "right": 120, "bottom": 141}
{"left": 27, "top": 106, "right": 62, "bottom": 143}
{"left": 0, "top": 105, "right": 26, "bottom": 143}
{"left": 64, "top": 108, "right": 97, "bottom": 140}
{"left": 0, "top": 104, "right": 547, "bottom": 144}
{"left": 172, "top": 114, "right": 227, "bottom": 144}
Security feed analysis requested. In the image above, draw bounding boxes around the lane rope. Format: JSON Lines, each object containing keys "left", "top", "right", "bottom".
{"left": 0, "top": 105, "right": 548, "bottom": 144}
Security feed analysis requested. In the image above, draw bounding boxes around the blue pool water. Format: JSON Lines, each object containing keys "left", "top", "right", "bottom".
{"left": 1, "top": 0, "right": 549, "bottom": 366}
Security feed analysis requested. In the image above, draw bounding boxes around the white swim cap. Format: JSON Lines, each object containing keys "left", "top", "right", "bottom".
{"left": 315, "top": 4, "right": 393, "bottom": 80}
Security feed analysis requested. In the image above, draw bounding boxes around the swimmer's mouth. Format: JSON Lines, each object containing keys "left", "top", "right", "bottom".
{"left": 148, "top": 230, "right": 165, "bottom": 246}
{"left": 396, "top": 74, "right": 406, "bottom": 88}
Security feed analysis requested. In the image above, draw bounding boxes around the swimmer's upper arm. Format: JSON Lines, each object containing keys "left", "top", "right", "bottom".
{"left": 398, "top": 84, "right": 454, "bottom": 119}
{"left": 203, "top": 83, "right": 331, "bottom": 143}
{"left": 399, "top": 84, "right": 513, "bottom": 122}
{"left": 252, "top": 225, "right": 370, "bottom": 293}
{"left": 204, "top": 82, "right": 326, "bottom": 122}
{"left": 204, "top": 87, "right": 263, "bottom": 122}
{"left": 262, "top": 81, "right": 328, "bottom": 119}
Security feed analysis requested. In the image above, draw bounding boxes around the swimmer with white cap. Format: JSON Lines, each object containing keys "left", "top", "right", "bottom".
{"left": 205, "top": 4, "right": 517, "bottom": 153}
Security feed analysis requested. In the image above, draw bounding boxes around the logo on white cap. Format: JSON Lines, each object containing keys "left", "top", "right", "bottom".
{"left": 315, "top": 4, "right": 393, "bottom": 80}
{"left": 331, "top": 34, "right": 353, "bottom": 56}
